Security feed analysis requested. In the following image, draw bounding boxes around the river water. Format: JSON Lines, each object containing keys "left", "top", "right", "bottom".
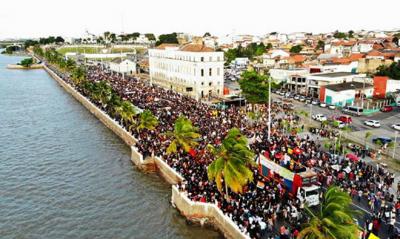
{"left": 0, "top": 53, "right": 221, "bottom": 239}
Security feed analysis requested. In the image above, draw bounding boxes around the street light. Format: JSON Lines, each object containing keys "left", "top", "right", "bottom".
{"left": 393, "top": 131, "right": 398, "bottom": 159}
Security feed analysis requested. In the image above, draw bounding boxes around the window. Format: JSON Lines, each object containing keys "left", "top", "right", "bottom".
{"left": 217, "top": 57, "right": 220, "bottom": 61}
{"left": 217, "top": 68, "right": 220, "bottom": 76}
{"left": 209, "top": 56, "right": 212, "bottom": 61}
{"left": 201, "top": 69, "right": 204, "bottom": 77}
{"left": 209, "top": 82, "right": 212, "bottom": 86}
{"left": 209, "top": 68, "right": 212, "bottom": 76}
{"left": 201, "top": 82, "right": 204, "bottom": 85}
{"left": 201, "top": 57, "right": 204, "bottom": 62}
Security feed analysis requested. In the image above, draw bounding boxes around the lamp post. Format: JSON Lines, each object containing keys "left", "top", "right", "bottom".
{"left": 267, "top": 76, "right": 272, "bottom": 141}
{"left": 393, "top": 131, "right": 398, "bottom": 159}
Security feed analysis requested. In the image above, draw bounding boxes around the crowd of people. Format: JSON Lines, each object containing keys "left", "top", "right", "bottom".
{"left": 48, "top": 63, "right": 400, "bottom": 238}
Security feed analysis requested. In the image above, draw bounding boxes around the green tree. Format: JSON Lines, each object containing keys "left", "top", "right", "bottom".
{"left": 316, "top": 40, "right": 325, "bottom": 50}
{"left": 166, "top": 116, "right": 201, "bottom": 154}
{"left": 238, "top": 71, "right": 270, "bottom": 110}
{"left": 298, "top": 186, "right": 360, "bottom": 239}
{"left": 375, "top": 62, "right": 400, "bottom": 80}
{"left": 348, "top": 30, "right": 354, "bottom": 38}
{"left": 333, "top": 31, "right": 347, "bottom": 39}
{"left": 290, "top": 45, "right": 303, "bottom": 53}
{"left": 19, "top": 58, "right": 34, "bottom": 67}
{"left": 207, "top": 128, "right": 255, "bottom": 195}
{"left": 155, "top": 33, "right": 179, "bottom": 46}
{"left": 137, "top": 110, "right": 159, "bottom": 131}
{"left": 115, "top": 100, "right": 137, "bottom": 130}
{"left": 145, "top": 33, "right": 156, "bottom": 41}
{"left": 71, "top": 66, "right": 86, "bottom": 86}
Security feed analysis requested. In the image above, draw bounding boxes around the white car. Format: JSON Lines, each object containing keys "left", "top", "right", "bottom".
{"left": 328, "top": 105, "right": 336, "bottom": 110}
{"left": 335, "top": 121, "right": 346, "bottom": 129}
{"left": 392, "top": 124, "right": 400, "bottom": 131}
{"left": 320, "top": 102, "right": 327, "bottom": 108}
{"left": 312, "top": 100, "right": 319, "bottom": 105}
{"left": 364, "top": 120, "right": 381, "bottom": 128}
{"left": 312, "top": 114, "right": 327, "bottom": 122}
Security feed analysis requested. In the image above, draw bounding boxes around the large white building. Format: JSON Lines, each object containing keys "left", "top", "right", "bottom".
{"left": 149, "top": 43, "right": 224, "bottom": 100}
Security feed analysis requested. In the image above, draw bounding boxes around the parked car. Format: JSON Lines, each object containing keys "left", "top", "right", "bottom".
{"left": 364, "top": 120, "right": 381, "bottom": 128}
{"left": 372, "top": 137, "right": 392, "bottom": 144}
{"left": 320, "top": 102, "right": 327, "bottom": 108}
{"left": 328, "top": 105, "right": 336, "bottom": 110}
{"left": 333, "top": 120, "right": 346, "bottom": 129}
{"left": 392, "top": 123, "right": 400, "bottom": 131}
{"left": 276, "top": 90, "right": 281, "bottom": 95}
{"left": 336, "top": 115, "right": 352, "bottom": 124}
{"left": 381, "top": 105, "right": 394, "bottom": 112}
{"left": 279, "top": 91, "right": 285, "bottom": 96}
{"left": 299, "top": 96, "right": 306, "bottom": 102}
{"left": 311, "top": 100, "right": 319, "bottom": 105}
{"left": 294, "top": 95, "right": 300, "bottom": 100}
{"left": 312, "top": 114, "right": 327, "bottom": 122}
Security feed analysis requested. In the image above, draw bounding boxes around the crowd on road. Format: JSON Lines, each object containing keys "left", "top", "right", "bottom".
{"left": 48, "top": 63, "right": 400, "bottom": 239}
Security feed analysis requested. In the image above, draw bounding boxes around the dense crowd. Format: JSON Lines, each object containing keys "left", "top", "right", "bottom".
{"left": 48, "top": 63, "right": 400, "bottom": 238}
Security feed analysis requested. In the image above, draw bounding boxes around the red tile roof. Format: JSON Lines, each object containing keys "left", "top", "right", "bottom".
{"left": 180, "top": 44, "right": 214, "bottom": 52}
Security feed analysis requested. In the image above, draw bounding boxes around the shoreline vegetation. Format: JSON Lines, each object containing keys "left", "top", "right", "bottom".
{"left": 7, "top": 57, "right": 43, "bottom": 70}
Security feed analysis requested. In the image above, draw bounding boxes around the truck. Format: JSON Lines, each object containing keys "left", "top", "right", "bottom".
{"left": 258, "top": 154, "right": 320, "bottom": 206}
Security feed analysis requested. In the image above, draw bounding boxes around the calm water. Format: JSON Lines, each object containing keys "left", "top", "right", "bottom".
{"left": 0, "top": 53, "right": 221, "bottom": 239}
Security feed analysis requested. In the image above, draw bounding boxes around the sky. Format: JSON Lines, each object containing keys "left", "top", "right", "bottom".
{"left": 1, "top": 0, "right": 399, "bottom": 39}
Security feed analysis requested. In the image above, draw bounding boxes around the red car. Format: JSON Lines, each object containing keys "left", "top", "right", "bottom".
{"left": 336, "top": 115, "right": 352, "bottom": 124}
{"left": 381, "top": 105, "right": 393, "bottom": 112}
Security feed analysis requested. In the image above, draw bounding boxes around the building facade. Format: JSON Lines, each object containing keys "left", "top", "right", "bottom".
{"left": 149, "top": 44, "right": 224, "bottom": 100}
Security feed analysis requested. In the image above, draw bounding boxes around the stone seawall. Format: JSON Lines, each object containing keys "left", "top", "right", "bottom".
{"left": 171, "top": 186, "right": 250, "bottom": 239}
{"left": 44, "top": 66, "right": 137, "bottom": 147}
{"left": 44, "top": 65, "right": 248, "bottom": 239}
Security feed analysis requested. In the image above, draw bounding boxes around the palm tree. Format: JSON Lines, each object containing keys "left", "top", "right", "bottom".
{"left": 298, "top": 186, "right": 360, "bottom": 239}
{"left": 115, "top": 100, "right": 137, "bottom": 130}
{"left": 166, "top": 116, "right": 201, "bottom": 154}
{"left": 207, "top": 128, "right": 255, "bottom": 196}
{"left": 137, "top": 110, "right": 158, "bottom": 131}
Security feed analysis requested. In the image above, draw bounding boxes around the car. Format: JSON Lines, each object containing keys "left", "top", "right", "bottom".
{"left": 284, "top": 92, "right": 292, "bottom": 98}
{"left": 276, "top": 90, "right": 281, "bottom": 95}
{"left": 279, "top": 91, "right": 285, "bottom": 96}
{"left": 305, "top": 99, "right": 312, "bottom": 104}
{"left": 294, "top": 95, "right": 300, "bottom": 100}
{"left": 392, "top": 124, "right": 400, "bottom": 131}
{"left": 312, "top": 114, "right": 327, "bottom": 122}
{"left": 381, "top": 105, "right": 394, "bottom": 112}
{"left": 328, "top": 105, "right": 336, "bottom": 110}
{"left": 364, "top": 120, "right": 381, "bottom": 128}
{"left": 334, "top": 121, "right": 346, "bottom": 129}
{"left": 336, "top": 115, "right": 352, "bottom": 124}
{"left": 312, "top": 100, "right": 319, "bottom": 105}
{"left": 320, "top": 102, "right": 327, "bottom": 108}
{"left": 299, "top": 96, "right": 306, "bottom": 102}
{"left": 372, "top": 137, "right": 392, "bottom": 145}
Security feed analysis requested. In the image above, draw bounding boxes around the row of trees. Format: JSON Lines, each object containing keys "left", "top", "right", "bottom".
{"left": 224, "top": 43, "right": 272, "bottom": 64}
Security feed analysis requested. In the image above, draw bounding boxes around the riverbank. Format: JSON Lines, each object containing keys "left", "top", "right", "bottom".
{"left": 7, "top": 64, "right": 43, "bottom": 69}
{"left": 42, "top": 65, "right": 249, "bottom": 239}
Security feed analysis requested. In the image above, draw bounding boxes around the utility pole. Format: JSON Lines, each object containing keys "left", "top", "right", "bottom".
{"left": 393, "top": 131, "right": 398, "bottom": 159}
{"left": 268, "top": 77, "right": 272, "bottom": 141}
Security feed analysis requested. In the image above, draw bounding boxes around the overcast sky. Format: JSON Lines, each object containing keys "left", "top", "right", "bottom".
{"left": 1, "top": 0, "right": 399, "bottom": 39}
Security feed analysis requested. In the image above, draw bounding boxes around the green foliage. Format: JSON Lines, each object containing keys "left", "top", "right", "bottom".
{"left": 203, "top": 32, "right": 211, "bottom": 37}
{"left": 155, "top": 33, "right": 179, "bottom": 46}
{"left": 207, "top": 128, "right": 255, "bottom": 194}
{"left": 19, "top": 58, "right": 34, "bottom": 67}
{"left": 316, "top": 40, "right": 325, "bottom": 50}
{"left": 38, "top": 36, "right": 63, "bottom": 45}
{"left": 145, "top": 33, "right": 156, "bottom": 41}
{"left": 299, "top": 186, "right": 361, "bottom": 239}
{"left": 375, "top": 62, "right": 400, "bottom": 80}
{"left": 24, "top": 40, "right": 39, "bottom": 49}
{"left": 333, "top": 31, "right": 347, "bottom": 39}
{"left": 166, "top": 116, "right": 201, "bottom": 154}
{"left": 348, "top": 30, "right": 354, "bottom": 38}
{"left": 137, "top": 110, "right": 159, "bottom": 131}
{"left": 290, "top": 45, "right": 303, "bottom": 53}
{"left": 3, "top": 45, "right": 20, "bottom": 54}
{"left": 238, "top": 71, "right": 270, "bottom": 106}
{"left": 224, "top": 43, "right": 269, "bottom": 64}
{"left": 115, "top": 100, "right": 137, "bottom": 128}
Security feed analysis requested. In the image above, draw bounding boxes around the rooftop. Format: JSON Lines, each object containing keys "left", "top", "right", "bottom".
{"left": 325, "top": 81, "right": 373, "bottom": 92}
{"left": 312, "top": 72, "right": 356, "bottom": 78}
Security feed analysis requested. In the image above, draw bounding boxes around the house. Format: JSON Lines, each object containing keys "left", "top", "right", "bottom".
{"left": 306, "top": 72, "right": 366, "bottom": 98}
{"left": 320, "top": 81, "right": 373, "bottom": 106}
{"left": 373, "top": 76, "right": 400, "bottom": 98}
{"left": 148, "top": 43, "right": 224, "bottom": 100}
{"left": 109, "top": 58, "right": 136, "bottom": 74}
